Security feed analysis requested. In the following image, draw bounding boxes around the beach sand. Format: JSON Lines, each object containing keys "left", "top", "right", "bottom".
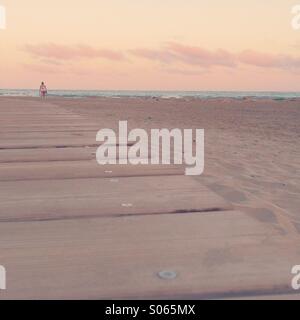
{"left": 50, "top": 96, "right": 300, "bottom": 226}
{"left": 0, "top": 96, "right": 299, "bottom": 299}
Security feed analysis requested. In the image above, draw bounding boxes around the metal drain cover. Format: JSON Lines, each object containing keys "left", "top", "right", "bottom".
{"left": 122, "top": 203, "right": 133, "bottom": 207}
{"left": 157, "top": 270, "right": 177, "bottom": 280}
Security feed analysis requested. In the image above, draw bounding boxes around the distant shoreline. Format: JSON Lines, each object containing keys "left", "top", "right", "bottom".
{"left": 1, "top": 89, "right": 300, "bottom": 101}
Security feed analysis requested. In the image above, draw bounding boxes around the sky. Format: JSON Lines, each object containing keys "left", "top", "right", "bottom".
{"left": 1, "top": 0, "right": 300, "bottom": 91}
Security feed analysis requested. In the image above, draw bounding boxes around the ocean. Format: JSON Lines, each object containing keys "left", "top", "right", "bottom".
{"left": 1, "top": 89, "right": 300, "bottom": 100}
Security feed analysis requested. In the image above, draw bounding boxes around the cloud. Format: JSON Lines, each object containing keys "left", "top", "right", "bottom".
{"left": 161, "top": 66, "right": 209, "bottom": 76}
{"left": 130, "top": 42, "right": 237, "bottom": 68}
{"left": 130, "top": 42, "right": 300, "bottom": 71}
{"left": 165, "top": 42, "right": 237, "bottom": 67}
{"left": 39, "top": 59, "right": 63, "bottom": 66}
{"left": 129, "top": 48, "right": 176, "bottom": 63}
{"left": 239, "top": 50, "right": 300, "bottom": 69}
{"left": 23, "top": 43, "right": 125, "bottom": 61}
{"left": 22, "top": 42, "right": 300, "bottom": 75}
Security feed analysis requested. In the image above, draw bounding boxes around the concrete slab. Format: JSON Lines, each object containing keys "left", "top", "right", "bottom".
{"left": 0, "top": 139, "right": 99, "bottom": 149}
{"left": 0, "top": 211, "right": 295, "bottom": 299}
{"left": 0, "top": 131, "right": 96, "bottom": 140}
{"left": 0, "top": 147, "right": 95, "bottom": 163}
{"left": 0, "top": 175, "right": 231, "bottom": 221}
{"left": 0, "top": 161, "right": 184, "bottom": 181}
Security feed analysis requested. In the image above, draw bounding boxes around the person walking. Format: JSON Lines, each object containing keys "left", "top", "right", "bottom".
{"left": 39, "top": 82, "right": 48, "bottom": 99}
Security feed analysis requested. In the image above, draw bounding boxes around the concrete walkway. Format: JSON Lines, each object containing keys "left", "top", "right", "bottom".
{"left": 0, "top": 97, "right": 299, "bottom": 299}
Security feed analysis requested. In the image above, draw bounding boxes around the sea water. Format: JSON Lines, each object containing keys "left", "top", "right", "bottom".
{"left": 1, "top": 89, "right": 300, "bottom": 100}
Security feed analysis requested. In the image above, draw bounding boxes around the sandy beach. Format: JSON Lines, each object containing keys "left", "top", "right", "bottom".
{"left": 41, "top": 96, "right": 300, "bottom": 224}
{"left": 0, "top": 96, "right": 299, "bottom": 299}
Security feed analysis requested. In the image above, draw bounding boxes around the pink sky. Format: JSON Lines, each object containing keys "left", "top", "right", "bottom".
{"left": 1, "top": 0, "right": 300, "bottom": 90}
